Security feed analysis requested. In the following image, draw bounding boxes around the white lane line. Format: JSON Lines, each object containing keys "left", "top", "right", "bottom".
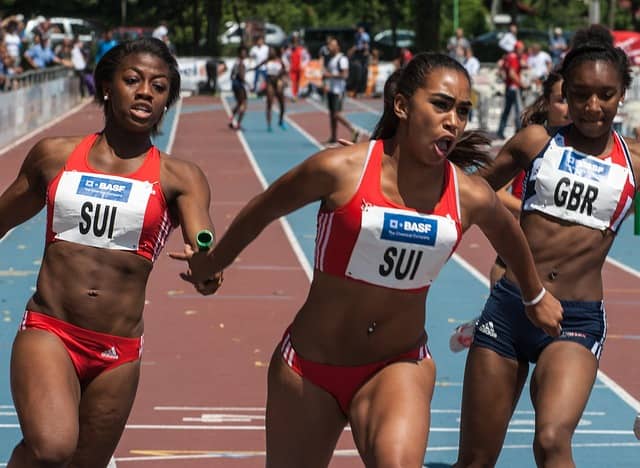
{"left": 220, "top": 94, "right": 313, "bottom": 281}
{"left": 345, "top": 96, "right": 382, "bottom": 114}
{"left": 151, "top": 406, "right": 607, "bottom": 416}
{"left": 165, "top": 98, "right": 182, "bottom": 154}
{"left": 606, "top": 255, "right": 640, "bottom": 280}
{"left": 451, "top": 253, "right": 490, "bottom": 288}
{"left": 111, "top": 441, "right": 640, "bottom": 462}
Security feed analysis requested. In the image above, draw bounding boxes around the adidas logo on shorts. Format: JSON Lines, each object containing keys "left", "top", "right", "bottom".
{"left": 100, "top": 346, "right": 119, "bottom": 360}
{"left": 477, "top": 321, "right": 497, "bottom": 339}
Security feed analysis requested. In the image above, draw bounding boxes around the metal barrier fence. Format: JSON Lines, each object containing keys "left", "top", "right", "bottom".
{"left": 0, "top": 66, "right": 83, "bottom": 148}
{"left": 2, "top": 65, "right": 74, "bottom": 92}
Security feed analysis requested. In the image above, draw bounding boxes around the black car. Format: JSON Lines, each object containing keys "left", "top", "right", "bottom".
{"left": 471, "top": 28, "right": 550, "bottom": 62}
{"left": 301, "top": 26, "right": 357, "bottom": 58}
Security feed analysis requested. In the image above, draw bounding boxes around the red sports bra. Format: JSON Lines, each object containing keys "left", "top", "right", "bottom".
{"left": 314, "top": 139, "right": 463, "bottom": 292}
{"left": 46, "top": 133, "right": 176, "bottom": 261}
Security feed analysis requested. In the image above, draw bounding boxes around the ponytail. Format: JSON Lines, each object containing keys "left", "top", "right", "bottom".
{"left": 448, "top": 131, "right": 492, "bottom": 169}
{"left": 371, "top": 68, "right": 402, "bottom": 140}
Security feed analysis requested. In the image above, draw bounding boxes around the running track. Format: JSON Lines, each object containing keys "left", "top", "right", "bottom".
{"left": 0, "top": 93, "right": 638, "bottom": 467}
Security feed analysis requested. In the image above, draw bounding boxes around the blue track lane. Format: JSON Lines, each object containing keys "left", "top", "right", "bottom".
{"left": 234, "top": 96, "right": 640, "bottom": 467}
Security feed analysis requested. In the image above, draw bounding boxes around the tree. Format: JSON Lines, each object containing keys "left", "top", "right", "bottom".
{"left": 415, "top": 0, "right": 440, "bottom": 52}
{"left": 206, "top": 0, "right": 222, "bottom": 56}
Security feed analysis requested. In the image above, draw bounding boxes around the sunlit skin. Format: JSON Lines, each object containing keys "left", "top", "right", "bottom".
{"left": 547, "top": 79, "right": 570, "bottom": 128}
{"left": 564, "top": 60, "right": 624, "bottom": 145}
{"left": 104, "top": 52, "right": 171, "bottom": 134}
{"left": 395, "top": 68, "right": 472, "bottom": 168}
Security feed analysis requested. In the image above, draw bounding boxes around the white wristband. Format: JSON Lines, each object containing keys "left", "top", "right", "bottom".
{"left": 523, "top": 287, "right": 546, "bottom": 306}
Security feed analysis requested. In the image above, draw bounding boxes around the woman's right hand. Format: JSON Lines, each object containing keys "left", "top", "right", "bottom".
{"left": 169, "top": 244, "right": 223, "bottom": 295}
{"left": 525, "top": 291, "right": 563, "bottom": 337}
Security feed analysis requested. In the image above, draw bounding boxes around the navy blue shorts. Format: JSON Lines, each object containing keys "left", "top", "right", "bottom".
{"left": 473, "top": 277, "right": 606, "bottom": 363}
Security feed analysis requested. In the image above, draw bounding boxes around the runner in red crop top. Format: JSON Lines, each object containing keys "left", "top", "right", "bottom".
{"left": 2, "top": 39, "right": 221, "bottom": 467}
{"left": 172, "top": 53, "right": 562, "bottom": 467}
{"left": 46, "top": 132, "right": 174, "bottom": 261}
{"left": 315, "top": 139, "right": 462, "bottom": 291}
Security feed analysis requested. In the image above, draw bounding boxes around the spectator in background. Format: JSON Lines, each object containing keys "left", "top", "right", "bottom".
{"left": 463, "top": 46, "right": 480, "bottom": 123}
{"left": 550, "top": 27, "right": 568, "bottom": 67}
{"left": 323, "top": 38, "right": 359, "bottom": 144}
{"left": 32, "top": 17, "right": 51, "bottom": 43}
{"left": 463, "top": 45, "right": 480, "bottom": 79}
{"left": 152, "top": 20, "right": 169, "bottom": 40}
{"left": 447, "top": 27, "right": 470, "bottom": 63}
{"left": 161, "top": 33, "right": 176, "bottom": 56}
{"left": 72, "top": 36, "right": 94, "bottom": 97}
{"left": 0, "top": 42, "right": 22, "bottom": 91}
{"left": 95, "top": 29, "right": 118, "bottom": 66}
{"left": 23, "top": 33, "right": 60, "bottom": 69}
{"left": 286, "top": 33, "right": 309, "bottom": 101}
{"left": 526, "top": 42, "right": 552, "bottom": 87}
{"left": 249, "top": 35, "right": 269, "bottom": 94}
{"left": 3, "top": 19, "right": 22, "bottom": 65}
{"left": 496, "top": 40, "right": 525, "bottom": 140}
{"left": 398, "top": 46, "right": 414, "bottom": 68}
{"left": 498, "top": 22, "right": 518, "bottom": 54}
{"left": 319, "top": 35, "right": 332, "bottom": 67}
{"left": 350, "top": 24, "right": 370, "bottom": 98}
{"left": 55, "top": 37, "right": 73, "bottom": 68}
{"left": 0, "top": 43, "right": 9, "bottom": 91}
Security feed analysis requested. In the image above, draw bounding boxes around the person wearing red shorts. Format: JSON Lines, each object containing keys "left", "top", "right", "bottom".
{"left": 2, "top": 38, "right": 221, "bottom": 467}
{"left": 172, "top": 53, "right": 562, "bottom": 467}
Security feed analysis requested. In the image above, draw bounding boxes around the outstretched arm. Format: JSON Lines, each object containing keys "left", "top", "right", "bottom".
{"left": 170, "top": 148, "right": 342, "bottom": 291}
{"left": 460, "top": 172, "right": 563, "bottom": 336}
{"left": 477, "top": 124, "right": 549, "bottom": 190}
{"left": 162, "top": 157, "right": 221, "bottom": 294}
{"left": 0, "top": 139, "right": 54, "bottom": 239}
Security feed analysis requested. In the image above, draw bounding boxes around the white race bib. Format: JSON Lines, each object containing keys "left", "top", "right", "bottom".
{"left": 52, "top": 171, "right": 153, "bottom": 250}
{"left": 524, "top": 142, "right": 629, "bottom": 231}
{"left": 345, "top": 205, "right": 458, "bottom": 290}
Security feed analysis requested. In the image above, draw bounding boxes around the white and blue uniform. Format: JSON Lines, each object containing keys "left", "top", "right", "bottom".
{"left": 474, "top": 127, "right": 636, "bottom": 362}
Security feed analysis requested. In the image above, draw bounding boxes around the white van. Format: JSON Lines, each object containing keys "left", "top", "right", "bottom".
{"left": 24, "top": 16, "right": 98, "bottom": 46}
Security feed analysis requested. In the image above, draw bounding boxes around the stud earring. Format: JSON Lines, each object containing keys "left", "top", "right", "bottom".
{"left": 103, "top": 95, "right": 108, "bottom": 101}
{"left": 164, "top": 106, "right": 168, "bottom": 112}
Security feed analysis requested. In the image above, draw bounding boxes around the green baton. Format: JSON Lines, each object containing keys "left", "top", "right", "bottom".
{"left": 196, "top": 230, "right": 214, "bottom": 251}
